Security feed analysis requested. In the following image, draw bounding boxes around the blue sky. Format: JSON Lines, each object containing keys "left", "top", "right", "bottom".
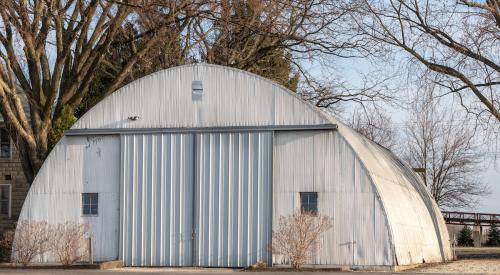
{"left": 304, "top": 56, "right": 500, "bottom": 213}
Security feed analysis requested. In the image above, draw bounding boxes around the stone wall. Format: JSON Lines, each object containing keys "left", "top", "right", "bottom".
{"left": 0, "top": 143, "right": 29, "bottom": 261}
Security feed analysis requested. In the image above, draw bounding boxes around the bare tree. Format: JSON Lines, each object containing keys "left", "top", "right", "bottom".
{"left": 349, "top": 0, "right": 500, "bottom": 122}
{"left": 48, "top": 222, "right": 89, "bottom": 266}
{"left": 76, "top": 0, "right": 200, "bottom": 117}
{"left": 348, "top": 107, "right": 397, "bottom": 150}
{"left": 0, "top": 0, "right": 201, "bottom": 183}
{"left": 195, "top": 1, "right": 354, "bottom": 70}
{"left": 272, "top": 210, "right": 332, "bottom": 269}
{"left": 192, "top": 0, "right": 395, "bottom": 106}
{"left": 7, "top": 220, "right": 50, "bottom": 266}
{"left": 0, "top": 0, "right": 394, "bottom": 184}
{"left": 401, "top": 90, "right": 489, "bottom": 209}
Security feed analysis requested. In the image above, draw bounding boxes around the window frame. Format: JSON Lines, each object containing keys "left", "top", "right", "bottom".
{"left": 81, "top": 193, "right": 99, "bottom": 217}
{"left": 0, "top": 184, "right": 12, "bottom": 217}
{"left": 0, "top": 127, "right": 12, "bottom": 160}
{"left": 300, "top": 192, "right": 318, "bottom": 215}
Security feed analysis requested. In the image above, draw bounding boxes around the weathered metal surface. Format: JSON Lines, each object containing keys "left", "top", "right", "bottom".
{"left": 17, "top": 136, "right": 120, "bottom": 262}
{"left": 72, "top": 64, "right": 332, "bottom": 130}
{"left": 120, "top": 132, "right": 272, "bottom": 267}
{"left": 120, "top": 134, "right": 194, "bottom": 266}
{"left": 273, "top": 130, "right": 393, "bottom": 266}
{"left": 17, "top": 64, "right": 451, "bottom": 267}
{"left": 337, "top": 122, "right": 453, "bottom": 265}
{"left": 65, "top": 124, "right": 337, "bottom": 136}
{"left": 193, "top": 132, "right": 272, "bottom": 267}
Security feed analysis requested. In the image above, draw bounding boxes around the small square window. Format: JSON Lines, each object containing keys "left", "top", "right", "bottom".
{"left": 300, "top": 192, "right": 318, "bottom": 215}
{"left": 82, "top": 193, "right": 98, "bottom": 216}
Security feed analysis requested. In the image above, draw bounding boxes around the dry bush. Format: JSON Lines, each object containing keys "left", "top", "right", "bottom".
{"left": 48, "top": 222, "right": 89, "bottom": 266}
{"left": 272, "top": 210, "right": 332, "bottom": 269}
{"left": 9, "top": 220, "right": 51, "bottom": 266}
{"left": 248, "top": 260, "right": 267, "bottom": 270}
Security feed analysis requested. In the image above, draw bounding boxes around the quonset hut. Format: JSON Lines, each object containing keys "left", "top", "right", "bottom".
{"left": 16, "top": 64, "right": 451, "bottom": 269}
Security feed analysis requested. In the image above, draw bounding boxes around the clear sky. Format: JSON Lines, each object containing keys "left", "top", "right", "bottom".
{"left": 305, "top": 56, "right": 500, "bottom": 213}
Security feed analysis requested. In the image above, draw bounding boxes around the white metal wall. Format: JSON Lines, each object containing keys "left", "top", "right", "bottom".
{"left": 120, "top": 134, "right": 194, "bottom": 266}
{"left": 17, "top": 64, "right": 451, "bottom": 267}
{"left": 193, "top": 132, "right": 272, "bottom": 267}
{"left": 17, "top": 135, "right": 121, "bottom": 262}
{"left": 273, "top": 131, "right": 393, "bottom": 267}
{"left": 120, "top": 132, "right": 272, "bottom": 267}
{"left": 72, "top": 64, "right": 331, "bottom": 130}
{"left": 337, "top": 123, "right": 452, "bottom": 265}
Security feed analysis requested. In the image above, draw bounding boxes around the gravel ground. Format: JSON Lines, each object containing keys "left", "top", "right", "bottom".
{"left": 409, "top": 259, "right": 500, "bottom": 274}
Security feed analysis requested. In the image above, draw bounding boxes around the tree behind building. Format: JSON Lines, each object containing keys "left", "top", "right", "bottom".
{"left": 457, "top": 226, "right": 474, "bottom": 247}
{"left": 486, "top": 227, "right": 500, "bottom": 247}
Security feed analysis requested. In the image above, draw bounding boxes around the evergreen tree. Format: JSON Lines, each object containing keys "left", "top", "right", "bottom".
{"left": 457, "top": 226, "right": 474, "bottom": 247}
{"left": 206, "top": 1, "right": 300, "bottom": 91}
{"left": 487, "top": 226, "right": 500, "bottom": 246}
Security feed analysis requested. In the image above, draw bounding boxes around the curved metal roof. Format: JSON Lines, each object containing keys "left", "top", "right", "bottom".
{"left": 71, "top": 63, "right": 452, "bottom": 264}
{"left": 71, "top": 63, "right": 335, "bottom": 130}
{"left": 22, "top": 63, "right": 451, "bottom": 266}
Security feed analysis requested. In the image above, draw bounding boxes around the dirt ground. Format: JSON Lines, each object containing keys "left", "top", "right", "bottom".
{"left": 409, "top": 247, "right": 500, "bottom": 274}
{"left": 409, "top": 259, "right": 500, "bottom": 274}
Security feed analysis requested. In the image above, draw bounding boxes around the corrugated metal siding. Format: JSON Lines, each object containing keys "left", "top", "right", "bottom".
{"left": 72, "top": 64, "right": 331, "bottom": 130}
{"left": 337, "top": 123, "right": 452, "bottom": 265}
{"left": 121, "top": 134, "right": 194, "bottom": 266}
{"left": 273, "top": 131, "right": 393, "bottom": 266}
{"left": 18, "top": 63, "right": 451, "bottom": 267}
{"left": 17, "top": 136, "right": 121, "bottom": 262}
{"left": 120, "top": 132, "right": 272, "bottom": 267}
{"left": 193, "top": 132, "right": 272, "bottom": 267}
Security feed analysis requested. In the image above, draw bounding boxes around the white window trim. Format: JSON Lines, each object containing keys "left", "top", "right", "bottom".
{"left": 0, "top": 184, "right": 12, "bottom": 217}
{"left": 81, "top": 193, "right": 99, "bottom": 217}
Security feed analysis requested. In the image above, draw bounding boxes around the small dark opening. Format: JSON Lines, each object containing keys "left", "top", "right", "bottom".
{"left": 300, "top": 192, "right": 318, "bottom": 215}
{"left": 4, "top": 174, "right": 12, "bottom": 180}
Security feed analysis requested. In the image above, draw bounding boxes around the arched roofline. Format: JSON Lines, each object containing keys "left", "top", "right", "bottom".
{"left": 22, "top": 63, "right": 448, "bottom": 265}
{"left": 68, "top": 63, "right": 398, "bottom": 262}
{"left": 72, "top": 63, "right": 336, "bottom": 130}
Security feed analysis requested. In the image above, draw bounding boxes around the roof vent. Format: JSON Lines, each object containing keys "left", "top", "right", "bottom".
{"left": 192, "top": 80, "right": 203, "bottom": 101}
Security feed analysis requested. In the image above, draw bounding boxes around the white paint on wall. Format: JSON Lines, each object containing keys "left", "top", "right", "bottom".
{"left": 337, "top": 123, "right": 452, "bottom": 265}
{"left": 18, "top": 135, "right": 120, "bottom": 261}
{"left": 72, "top": 64, "right": 331, "bottom": 130}
{"left": 121, "top": 134, "right": 194, "bottom": 266}
{"left": 17, "top": 64, "right": 452, "bottom": 268}
{"left": 193, "top": 132, "right": 272, "bottom": 267}
{"left": 273, "top": 130, "right": 393, "bottom": 267}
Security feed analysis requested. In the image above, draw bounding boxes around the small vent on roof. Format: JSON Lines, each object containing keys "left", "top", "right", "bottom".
{"left": 192, "top": 80, "right": 203, "bottom": 101}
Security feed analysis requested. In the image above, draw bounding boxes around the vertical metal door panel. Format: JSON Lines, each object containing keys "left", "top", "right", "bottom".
{"left": 121, "top": 134, "right": 194, "bottom": 266}
{"left": 193, "top": 132, "right": 272, "bottom": 267}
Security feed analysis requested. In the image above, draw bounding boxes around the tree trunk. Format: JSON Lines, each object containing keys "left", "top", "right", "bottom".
{"left": 10, "top": 126, "right": 46, "bottom": 184}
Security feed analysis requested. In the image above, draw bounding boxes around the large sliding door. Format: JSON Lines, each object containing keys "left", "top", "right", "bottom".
{"left": 120, "top": 131, "right": 272, "bottom": 267}
{"left": 193, "top": 132, "right": 273, "bottom": 267}
{"left": 121, "top": 134, "right": 195, "bottom": 266}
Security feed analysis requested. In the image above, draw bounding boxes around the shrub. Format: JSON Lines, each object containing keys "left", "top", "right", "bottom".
{"left": 48, "top": 222, "right": 90, "bottom": 266}
{"left": 457, "top": 225, "right": 474, "bottom": 247}
{"left": 248, "top": 260, "right": 267, "bottom": 270}
{"left": 486, "top": 226, "right": 500, "bottom": 246}
{"left": 271, "top": 210, "right": 332, "bottom": 269}
{"left": 8, "top": 220, "right": 51, "bottom": 266}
